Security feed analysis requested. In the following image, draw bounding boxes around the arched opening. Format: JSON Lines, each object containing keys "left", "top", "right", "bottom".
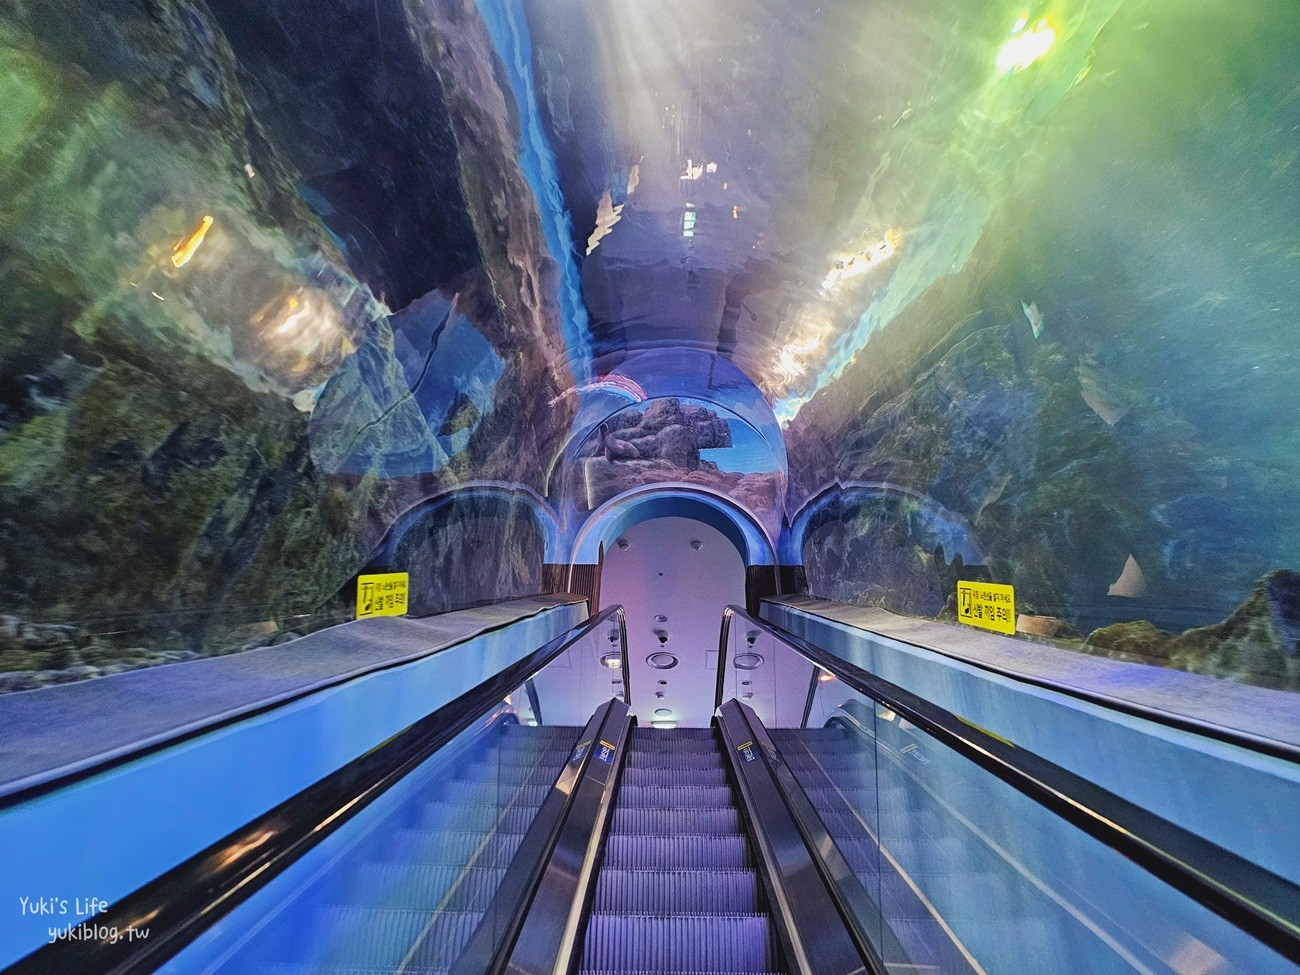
{"left": 370, "top": 484, "right": 561, "bottom": 616}
{"left": 568, "top": 485, "right": 777, "bottom": 570}
{"left": 785, "top": 481, "right": 987, "bottom": 618}
{"left": 373, "top": 483, "right": 562, "bottom": 567}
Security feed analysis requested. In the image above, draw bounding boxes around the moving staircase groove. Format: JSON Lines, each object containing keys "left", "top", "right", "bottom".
{"left": 578, "top": 725, "right": 786, "bottom": 975}
{"left": 256, "top": 722, "right": 578, "bottom": 975}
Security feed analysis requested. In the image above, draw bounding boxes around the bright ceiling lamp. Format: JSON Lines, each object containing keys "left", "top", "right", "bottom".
{"left": 997, "top": 16, "right": 1057, "bottom": 74}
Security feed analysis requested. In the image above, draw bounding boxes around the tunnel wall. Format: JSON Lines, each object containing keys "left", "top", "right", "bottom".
{"left": 0, "top": 0, "right": 576, "bottom": 688}
{"left": 781, "top": 0, "right": 1300, "bottom": 693}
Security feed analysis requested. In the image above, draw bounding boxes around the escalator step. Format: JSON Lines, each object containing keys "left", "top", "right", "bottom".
{"left": 313, "top": 907, "right": 480, "bottom": 969}
{"left": 459, "top": 783, "right": 549, "bottom": 807}
{"left": 264, "top": 967, "right": 447, "bottom": 975}
{"left": 624, "top": 748, "right": 724, "bottom": 769}
{"left": 452, "top": 768, "right": 560, "bottom": 790}
{"left": 352, "top": 863, "right": 506, "bottom": 911}
{"left": 383, "top": 828, "right": 524, "bottom": 868}
{"left": 502, "top": 724, "right": 580, "bottom": 737}
{"left": 582, "top": 915, "right": 782, "bottom": 972}
{"left": 620, "top": 766, "right": 729, "bottom": 788}
{"left": 616, "top": 785, "right": 736, "bottom": 809}
{"left": 631, "top": 726, "right": 717, "bottom": 739}
{"left": 626, "top": 741, "right": 719, "bottom": 757}
{"left": 418, "top": 802, "right": 539, "bottom": 833}
{"left": 883, "top": 835, "right": 973, "bottom": 872}
{"left": 610, "top": 806, "right": 742, "bottom": 836}
{"left": 593, "top": 869, "right": 763, "bottom": 914}
{"left": 603, "top": 834, "right": 752, "bottom": 870}
{"left": 807, "top": 786, "right": 875, "bottom": 809}
{"left": 827, "top": 835, "right": 880, "bottom": 876}
{"left": 629, "top": 736, "right": 718, "bottom": 753}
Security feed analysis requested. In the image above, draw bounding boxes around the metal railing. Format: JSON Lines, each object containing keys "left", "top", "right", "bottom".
{"left": 715, "top": 604, "right": 1300, "bottom": 966}
{"left": 6, "top": 604, "right": 629, "bottom": 975}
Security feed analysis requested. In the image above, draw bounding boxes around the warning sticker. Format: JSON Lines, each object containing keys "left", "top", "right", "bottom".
{"left": 357, "top": 572, "right": 409, "bottom": 620}
{"left": 596, "top": 740, "right": 616, "bottom": 764}
{"left": 957, "top": 581, "right": 1015, "bottom": 635}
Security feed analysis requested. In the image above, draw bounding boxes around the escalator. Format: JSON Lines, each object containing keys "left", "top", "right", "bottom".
{"left": 261, "top": 722, "right": 580, "bottom": 974}
{"left": 10, "top": 603, "right": 1300, "bottom": 975}
{"left": 580, "top": 726, "right": 784, "bottom": 974}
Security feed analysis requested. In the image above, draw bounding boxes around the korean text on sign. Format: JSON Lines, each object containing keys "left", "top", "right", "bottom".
{"left": 956, "top": 581, "right": 1015, "bottom": 635}
{"left": 356, "top": 572, "right": 409, "bottom": 620}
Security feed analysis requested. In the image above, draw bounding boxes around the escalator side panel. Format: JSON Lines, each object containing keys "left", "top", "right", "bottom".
{"left": 717, "top": 700, "right": 874, "bottom": 975}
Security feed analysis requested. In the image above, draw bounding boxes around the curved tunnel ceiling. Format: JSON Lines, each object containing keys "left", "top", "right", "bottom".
{"left": 1, "top": 0, "right": 1295, "bottom": 690}
{"left": 526, "top": 0, "right": 918, "bottom": 418}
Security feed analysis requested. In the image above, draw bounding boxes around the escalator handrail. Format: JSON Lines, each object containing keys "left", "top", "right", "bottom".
{"left": 495, "top": 700, "right": 634, "bottom": 975}
{"left": 717, "top": 700, "right": 883, "bottom": 975}
{"left": 715, "top": 605, "right": 1300, "bottom": 966}
{"left": 0, "top": 593, "right": 589, "bottom": 811}
{"left": 3, "top": 604, "right": 629, "bottom": 975}
{"left": 765, "top": 595, "right": 1300, "bottom": 764}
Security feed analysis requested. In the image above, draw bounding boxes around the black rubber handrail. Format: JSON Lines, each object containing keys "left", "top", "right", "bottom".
{"left": 717, "top": 700, "right": 880, "bottom": 975}
{"left": 715, "top": 605, "right": 1300, "bottom": 967}
{"left": 448, "top": 699, "right": 630, "bottom": 975}
{"left": 3, "top": 604, "right": 628, "bottom": 975}
{"left": 498, "top": 700, "right": 634, "bottom": 975}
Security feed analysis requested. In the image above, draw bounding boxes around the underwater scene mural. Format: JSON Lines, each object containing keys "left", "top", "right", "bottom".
{"left": 562, "top": 396, "right": 785, "bottom": 534}
{"left": 778, "top": 0, "right": 1300, "bottom": 691}
{"left": 0, "top": 0, "right": 1296, "bottom": 700}
{"left": 0, "top": 0, "right": 575, "bottom": 689}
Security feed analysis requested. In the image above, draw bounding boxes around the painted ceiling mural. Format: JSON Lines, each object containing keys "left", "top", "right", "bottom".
{"left": 0, "top": 0, "right": 1296, "bottom": 692}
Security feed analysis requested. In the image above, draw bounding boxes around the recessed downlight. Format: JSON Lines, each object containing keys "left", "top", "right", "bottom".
{"left": 733, "top": 653, "right": 764, "bottom": 670}
{"left": 600, "top": 652, "right": 622, "bottom": 669}
{"left": 654, "top": 708, "right": 673, "bottom": 717}
{"left": 647, "top": 651, "right": 679, "bottom": 669}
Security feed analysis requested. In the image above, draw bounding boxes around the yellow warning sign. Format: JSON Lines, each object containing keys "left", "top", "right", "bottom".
{"left": 957, "top": 581, "right": 1015, "bottom": 635}
{"left": 357, "top": 572, "right": 409, "bottom": 620}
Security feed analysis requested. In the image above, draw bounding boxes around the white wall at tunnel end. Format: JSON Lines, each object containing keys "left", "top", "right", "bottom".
{"left": 602, "top": 516, "right": 747, "bottom": 727}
